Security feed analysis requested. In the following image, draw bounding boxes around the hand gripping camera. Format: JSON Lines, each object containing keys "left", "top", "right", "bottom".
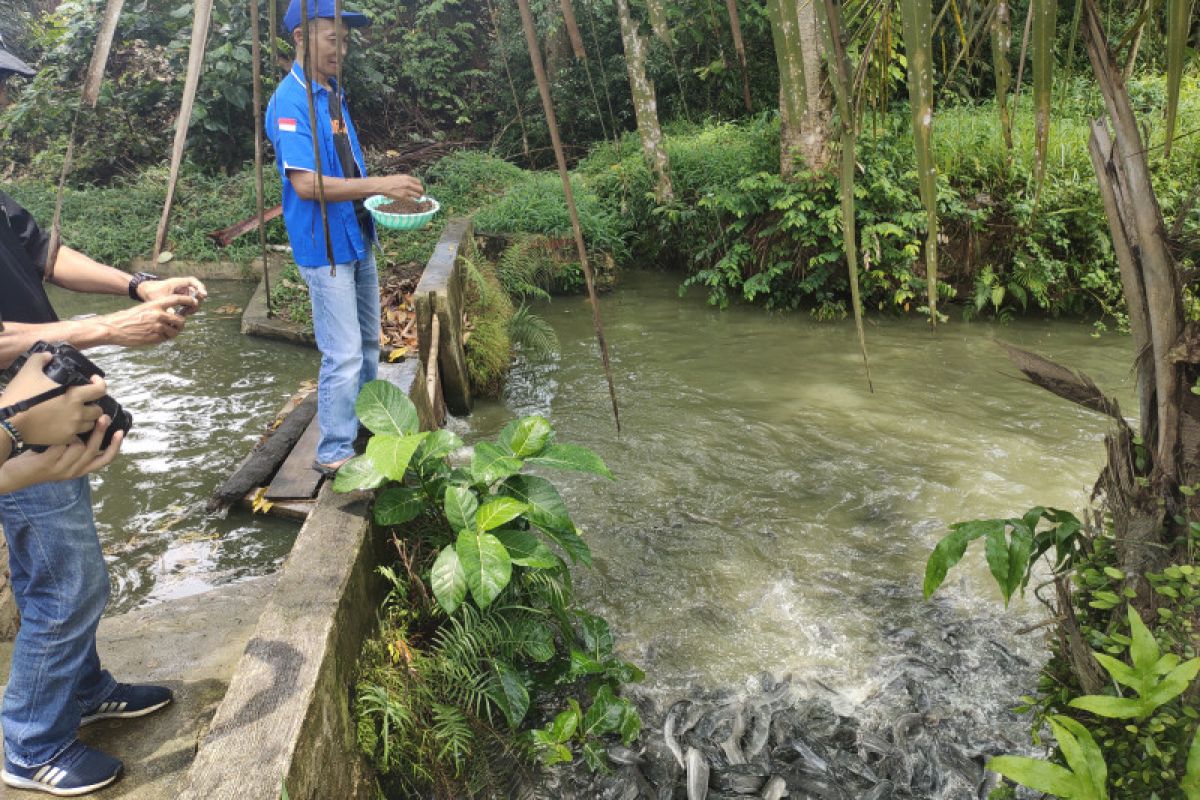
{"left": 1, "top": 342, "right": 132, "bottom": 450}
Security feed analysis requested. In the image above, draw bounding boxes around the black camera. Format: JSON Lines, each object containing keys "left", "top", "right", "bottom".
{"left": 2, "top": 342, "right": 132, "bottom": 450}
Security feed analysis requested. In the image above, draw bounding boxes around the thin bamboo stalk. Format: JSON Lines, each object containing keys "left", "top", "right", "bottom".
{"left": 250, "top": 0, "right": 272, "bottom": 314}
{"left": 515, "top": 0, "right": 621, "bottom": 433}
{"left": 559, "top": 0, "right": 588, "bottom": 59}
{"left": 152, "top": 0, "right": 215, "bottom": 264}
{"left": 724, "top": 0, "right": 754, "bottom": 112}
{"left": 300, "top": 0, "right": 337, "bottom": 274}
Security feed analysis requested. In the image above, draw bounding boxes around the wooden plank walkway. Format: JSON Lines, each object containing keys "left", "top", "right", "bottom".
{"left": 264, "top": 417, "right": 322, "bottom": 501}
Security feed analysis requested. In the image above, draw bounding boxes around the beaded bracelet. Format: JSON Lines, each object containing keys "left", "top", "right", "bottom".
{"left": 0, "top": 418, "right": 24, "bottom": 455}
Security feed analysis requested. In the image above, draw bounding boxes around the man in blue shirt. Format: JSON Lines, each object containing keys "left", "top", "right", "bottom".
{"left": 267, "top": 0, "right": 423, "bottom": 474}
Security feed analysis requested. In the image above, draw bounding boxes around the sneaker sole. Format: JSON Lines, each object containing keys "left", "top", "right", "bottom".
{"left": 1, "top": 767, "right": 121, "bottom": 796}
{"left": 79, "top": 697, "right": 172, "bottom": 727}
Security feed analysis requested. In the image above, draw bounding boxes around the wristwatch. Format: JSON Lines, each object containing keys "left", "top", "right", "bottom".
{"left": 128, "top": 271, "right": 159, "bottom": 301}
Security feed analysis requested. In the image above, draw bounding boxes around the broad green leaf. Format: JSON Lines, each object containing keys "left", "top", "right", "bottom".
{"left": 501, "top": 474, "right": 571, "bottom": 534}
{"left": 475, "top": 497, "right": 528, "bottom": 532}
{"left": 500, "top": 416, "right": 554, "bottom": 458}
{"left": 526, "top": 443, "right": 614, "bottom": 479}
{"left": 985, "top": 527, "right": 1014, "bottom": 603}
{"left": 924, "top": 520, "right": 1001, "bottom": 598}
{"left": 1183, "top": 726, "right": 1200, "bottom": 799}
{"left": 541, "top": 524, "right": 592, "bottom": 567}
{"left": 431, "top": 545, "right": 467, "bottom": 615}
{"left": 1145, "top": 658, "right": 1200, "bottom": 709}
{"left": 471, "top": 442, "right": 524, "bottom": 486}
{"left": 366, "top": 433, "right": 428, "bottom": 482}
{"left": 617, "top": 699, "right": 641, "bottom": 745}
{"left": 332, "top": 454, "right": 387, "bottom": 492}
{"left": 443, "top": 486, "right": 479, "bottom": 533}
{"left": 1068, "top": 694, "right": 1147, "bottom": 719}
{"left": 548, "top": 705, "right": 580, "bottom": 743}
{"left": 414, "top": 429, "right": 463, "bottom": 467}
{"left": 1092, "top": 652, "right": 1139, "bottom": 690}
{"left": 374, "top": 486, "right": 426, "bottom": 526}
{"left": 356, "top": 380, "right": 419, "bottom": 436}
{"left": 520, "top": 621, "right": 556, "bottom": 662}
{"left": 493, "top": 660, "right": 530, "bottom": 727}
{"left": 582, "top": 685, "right": 625, "bottom": 737}
{"left": 581, "top": 742, "right": 606, "bottom": 772}
{"left": 578, "top": 612, "right": 614, "bottom": 661}
{"left": 986, "top": 755, "right": 1080, "bottom": 797}
{"left": 495, "top": 529, "right": 560, "bottom": 568}
{"left": 456, "top": 529, "right": 512, "bottom": 609}
{"left": 569, "top": 649, "right": 605, "bottom": 678}
{"left": 1128, "top": 605, "right": 1160, "bottom": 674}
{"left": 1051, "top": 716, "right": 1107, "bottom": 797}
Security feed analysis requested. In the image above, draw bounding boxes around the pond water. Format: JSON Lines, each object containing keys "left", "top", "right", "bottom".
{"left": 44, "top": 281, "right": 318, "bottom": 615}
{"left": 455, "top": 270, "right": 1135, "bottom": 702}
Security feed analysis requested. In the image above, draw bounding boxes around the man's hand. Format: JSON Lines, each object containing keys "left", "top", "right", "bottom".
{"left": 2, "top": 353, "right": 106, "bottom": 446}
{"left": 137, "top": 276, "right": 209, "bottom": 312}
{"left": 0, "top": 417, "right": 123, "bottom": 493}
{"left": 96, "top": 296, "right": 196, "bottom": 346}
{"left": 373, "top": 174, "right": 425, "bottom": 201}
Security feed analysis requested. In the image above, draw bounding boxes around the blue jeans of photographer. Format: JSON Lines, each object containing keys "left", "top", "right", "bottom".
{"left": 0, "top": 476, "right": 116, "bottom": 768}
{"left": 300, "top": 252, "right": 380, "bottom": 465}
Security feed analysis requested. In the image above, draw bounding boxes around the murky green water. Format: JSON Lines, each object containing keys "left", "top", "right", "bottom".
{"left": 44, "top": 282, "right": 318, "bottom": 614}
{"left": 458, "top": 270, "right": 1134, "bottom": 698}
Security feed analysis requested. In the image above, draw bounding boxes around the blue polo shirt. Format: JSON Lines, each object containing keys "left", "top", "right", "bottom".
{"left": 266, "top": 63, "right": 375, "bottom": 268}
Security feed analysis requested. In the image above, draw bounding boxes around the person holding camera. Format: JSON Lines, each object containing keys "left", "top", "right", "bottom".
{"left": 0, "top": 351, "right": 123, "bottom": 493}
{"left": 266, "top": 0, "right": 424, "bottom": 476}
{"left": 0, "top": 187, "right": 206, "bottom": 795}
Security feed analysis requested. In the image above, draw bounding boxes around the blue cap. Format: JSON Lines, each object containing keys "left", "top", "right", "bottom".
{"left": 282, "top": 0, "right": 371, "bottom": 33}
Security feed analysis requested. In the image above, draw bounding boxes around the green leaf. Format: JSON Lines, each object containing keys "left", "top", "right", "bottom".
{"left": 414, "top": 429, "right": 464, "bottom": 467}
{"left": 569, "top": 649, "right": 605, "bottom": 678}
{"left": 1093, "top": 652, "right": 1139, "bottom": 690}
{"left": 1182, "top": 726, "right": 1200, "bottom": 799}
{"left": 526, "top": 443, "right": 614, "bottom": 479}
{"left": 502, "top": 475, "right": 591, "bottom": 564}
{"left": 456, "top": 529, "right": 512, "bottom": 609}
{"left": 1050, "top": 716, "right": 1107, "bottom": 797}
{"left": 581, "top": 742, "right": 606, "bottom": 772}
{"left": 443, "top": 486, "right": 479, "bottom": 533}
{"left": 548, "top": 705, "right": 580, "bottom": 743}
{"left": 475, "top": 497, "right": 528, "bottom": 532}
{"left": 493, "top": 660, "right": 530, "bottom": 728}
{"left": 1069, "top": 694, "right": 1148, "bottom": 719}
{"left": 367, "top": 433, "right": 429, "bottom": 481}
{"left": 1129, "top": 605, "right": 1160, "bottom": 674}
{"left": 578, "top": 612, "right": 614, "bottom": 661}
{"left": 582, "top": 685, "right": 625, "bottom": 737}
{"left": 356, "top": 380, "right": 419, "bottom": 436}
{"left": 431, "top": 545, "right": 467, "bottom": 614}
{"left": 471, "top": 442, "right": 524, "bottom": 486}
{"left": 331, "top": 454, "right": 387, "bottom": 492}
{"left": 374, "top": 486, "right": 426, "bottom": 526}
{"left": 924, "top": 520, "right": 1000, "bottom": 599}
{"left": 1145, "top": 659, "right": 1200, "bottom": 710}
{"left": 1164, "top": 0, "right": 1189, "bottom": 160}
{"left": 986, "top": 755, "right": 1080, "bottom": 797}
{"left": 500, "top": 416, "right": 554, "bottom": 458}
{"left": 617, "top": 699, "right": 641, "bottom": 745}
{"left": 495, "top": 529, "right": 560, "bottom": 568}
{"left": 985, "top": 527, "right": 1014, "bottom": 603}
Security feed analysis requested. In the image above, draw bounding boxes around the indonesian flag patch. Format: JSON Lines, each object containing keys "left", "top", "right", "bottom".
{"left": 278, "top": 117, "right": 298, "bottom": 133}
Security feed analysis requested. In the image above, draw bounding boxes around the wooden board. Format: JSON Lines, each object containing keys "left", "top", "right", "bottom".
{"left": 264, "top": 416, "right": 323, "bottom": 500}
{"left": 207, "top": 391, "right": 317, "bottom": 511}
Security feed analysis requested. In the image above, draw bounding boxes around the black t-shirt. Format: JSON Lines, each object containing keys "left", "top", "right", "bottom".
{"left": 0, "top": 190, "right": 58, "bottom": 325}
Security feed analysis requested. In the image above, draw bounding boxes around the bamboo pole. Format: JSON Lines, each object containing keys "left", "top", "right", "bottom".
{"left": 152, "top": 0, "right": 215, "bottom": 264}
{"left": 250, "top": 0, "right": 273, "bottom": 315}
{"left": 515, "top": 0, "right": 621, "bottom": 433}
{"left": 724, "top": 0, "right": 754, "bottom": 112}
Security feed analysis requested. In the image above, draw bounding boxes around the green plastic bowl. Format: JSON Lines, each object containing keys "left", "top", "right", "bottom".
{"left": 364, "top": 194, "right": 440, "bottom": 231}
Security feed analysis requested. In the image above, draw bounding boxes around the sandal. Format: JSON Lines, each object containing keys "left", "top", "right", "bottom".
{"left": 312, "top": 458, "right": 350, "bottom": 477}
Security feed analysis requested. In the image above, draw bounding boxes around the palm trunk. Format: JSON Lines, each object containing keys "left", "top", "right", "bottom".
{"left": 615, "top": 0, "right": 674, "bottom": 202}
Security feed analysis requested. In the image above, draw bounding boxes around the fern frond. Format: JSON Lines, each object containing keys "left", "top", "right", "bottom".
{"left": 508, "top": 304, "right": 559, "bottom": 360}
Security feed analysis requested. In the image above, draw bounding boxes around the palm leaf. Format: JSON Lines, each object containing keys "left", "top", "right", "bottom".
{"left": 1163, "top": 0, "right": 1192, "bottom": 159}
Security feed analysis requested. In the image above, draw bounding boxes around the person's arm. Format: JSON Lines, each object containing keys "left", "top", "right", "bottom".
{"left": 286, "top": 171, "right": 424, "bottom": 203}
{"left": 0, "top": 420, "right": 123, "bottom": 494}
{"left": 49, "top": 245, "right": 209, "bottom": 304}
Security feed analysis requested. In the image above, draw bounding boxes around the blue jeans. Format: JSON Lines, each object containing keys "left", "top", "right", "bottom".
{"left": 300, "top": 253, "right": 381, "bottom": 464}
{"left": 0, "top": 477, "right": 116, "bottom": 768}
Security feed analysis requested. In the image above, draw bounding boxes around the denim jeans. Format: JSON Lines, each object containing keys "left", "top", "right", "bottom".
{"left": 0, "top": 477, "right": 116, "bottom": 768}
{"left": 300, "top": 252, "right": 381, "bottom": 464}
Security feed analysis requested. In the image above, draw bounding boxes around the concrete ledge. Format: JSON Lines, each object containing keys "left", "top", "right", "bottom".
{"left": 179, "top": 355, "right": 434, "bottom": 800}
{"left": 416, "top": 217, "right": 474, "bottom": 416}
{"left": 240, "top": 258, "right": 315, "bottom": 346}
{"left": 128, "top": 257, "right": 268, "bottom": 282}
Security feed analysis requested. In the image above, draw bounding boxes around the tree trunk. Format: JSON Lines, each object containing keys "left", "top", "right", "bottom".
{"left": 724, "top": 0, "right": 754, "bottom": 112}
{"left": 615, "top": 0, "right": 674, "bottom": 202}
{"left": 795, "top": 0, "right": 831, "bottom": 171}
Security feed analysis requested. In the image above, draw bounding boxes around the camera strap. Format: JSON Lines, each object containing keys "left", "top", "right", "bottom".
{"left": 0, "top": 384, "right": 70, "bottom": 422}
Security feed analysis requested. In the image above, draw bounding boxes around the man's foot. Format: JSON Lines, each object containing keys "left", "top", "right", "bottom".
{"left": 2, "top": 741, "right": 122, "bottom": 796}
{"left": 80, "top": 683, "right": 173, "bottom": 726}
{"left": 312, "top": 457, "right": 352, "bottom": 477}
